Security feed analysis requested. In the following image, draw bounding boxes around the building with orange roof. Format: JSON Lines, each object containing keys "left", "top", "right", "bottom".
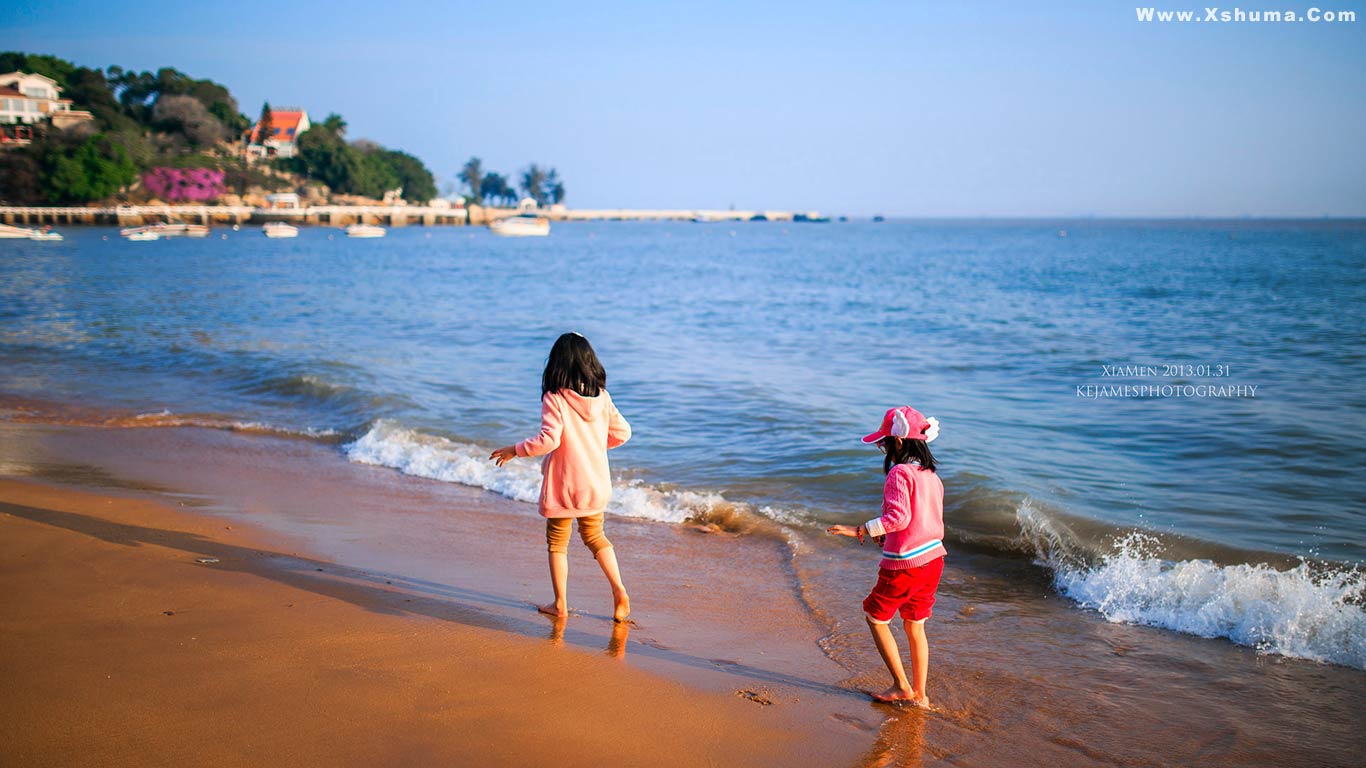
{"left": 246, "top": 107, "right": 310, "bottom": 159}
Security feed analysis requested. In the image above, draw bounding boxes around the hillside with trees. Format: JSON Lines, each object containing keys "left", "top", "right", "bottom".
{"left": 0, "top": 51, "right": 436, "bottom": 206}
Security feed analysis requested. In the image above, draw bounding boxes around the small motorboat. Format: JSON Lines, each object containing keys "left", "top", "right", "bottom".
{"left": 263, "top": 222, "right": 299, "bottom": 238}
{"left": 489, "top": 214, "right": 550, "bottom": 237}
{"left": 345, "top": 223, "right": 387, "bottom": 238}
{"left": 120, "top": 223, "right": 210, "bottom": 239}
{"left": 125, "top": 230, "right": 160, "bottom": 241}
{"left": 0, "top": 223, "right": 39, "bottom": 239}
{"left": 29, "top": 229, "right": 63, "bottom": 241}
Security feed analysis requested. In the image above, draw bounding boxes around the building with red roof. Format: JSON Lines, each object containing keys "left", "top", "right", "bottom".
{"left": 246, "top": 107, "right": 310, "bottom": 159}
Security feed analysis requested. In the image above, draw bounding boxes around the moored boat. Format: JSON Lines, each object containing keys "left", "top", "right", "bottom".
{"left": 489, "top": 214, "right": 550, "bottom": 237}
{"left": 263, "top": 222, "right": 299, "bottom": 238}
{"left": 125, "top": 230, "right": 160, "bottom": 241}
{"left": 344, "top": 223, "right": 387, "bottom": 238}
{"left": 0, "top": 224, "right": 61, "bottom": 240}
{"left": 120, "top": 223, "right": 210, "bottom": 239}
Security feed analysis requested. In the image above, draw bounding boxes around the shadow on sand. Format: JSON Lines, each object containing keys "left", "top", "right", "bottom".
{"left": 3, "top": 499, "right": 865, "bottom": 703}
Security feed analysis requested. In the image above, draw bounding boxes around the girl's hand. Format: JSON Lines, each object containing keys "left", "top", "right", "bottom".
{"left": 826, "top": 524, "right": 865, "bottom": 544}
{"left": 489, "top": 446, "right": 517, "bottom": 466}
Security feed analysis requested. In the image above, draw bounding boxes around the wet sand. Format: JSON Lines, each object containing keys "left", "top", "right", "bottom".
{"left": 0, "top": 476, "right": 870, "bottom": 767}
{"left": 0, "top": 422, "right": 887, "bottom": 766}
{"left": 2, "top": 420, "right": 1364, "bottom": 768}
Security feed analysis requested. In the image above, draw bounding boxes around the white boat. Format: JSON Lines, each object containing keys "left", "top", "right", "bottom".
{"left": 125, "top": 230, "right": 160, "bottom": 241}
{"left": 0, "top": 223, "right": 39, "bottom": 239}
{"left": 489, "top": 214, "right": 550, "bottom": 237}
{"left": 345, "top": 223, "right": 387, "bottom": 238}
{"left": 263, "top": 222, "right": 299, "bottom": 238}
{"left": 120, "top": 223, "right": 211, "bottom": 239}
{"left": 29, "top": 230, "right": 63, "bottom": 241}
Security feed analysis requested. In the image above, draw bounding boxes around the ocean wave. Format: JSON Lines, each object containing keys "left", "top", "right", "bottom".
{"left": 239, "top": 372, "right": 353, "bottom": 400}
{"left": 343, "top": 419, "right": 767, "bottom": 529}
{"left": 0, "top": 395, "right": 341, "bottom": 441}
{"left": 1018, "top": 500, "right": 1366, "bottom": 669}
{"left": 116, "top": 410, "right": 343, "bottom": 440}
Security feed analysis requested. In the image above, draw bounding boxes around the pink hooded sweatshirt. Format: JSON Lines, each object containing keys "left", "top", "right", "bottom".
{"left": 515, "top": 389, "right": 631, "bottom": 518}
{"left": 863, "top": 462, "right": 947, "bottom": 570}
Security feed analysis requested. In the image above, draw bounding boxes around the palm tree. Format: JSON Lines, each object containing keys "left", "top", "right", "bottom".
{"left": 481, "top": 172, "right": 509, "bottom": 207}
{"left": 546, "top": 168, "right": 565, "bottom": 205}
{"left": 459, "top": 157, "right": 484, "bottom": 202}
{"left": 519, "top": 164, "right": 548, "bottom": 206}
{"left": 321, "top": 113, "right": 347, "bottom": 136}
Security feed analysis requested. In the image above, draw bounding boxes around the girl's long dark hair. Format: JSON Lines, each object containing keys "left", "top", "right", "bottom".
{"left": 883, "top": 436, "right": 937, "bottom": 474}
{"left": 542, "top": 332, "right": 606, "bottom": 397}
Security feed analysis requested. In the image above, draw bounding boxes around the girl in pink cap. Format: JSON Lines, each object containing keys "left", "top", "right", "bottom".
{"left": 489, "top": 333, "right": 633, "bottom": 622}
{"left": 828, "top": 406, "right": 945, "bottom": 707}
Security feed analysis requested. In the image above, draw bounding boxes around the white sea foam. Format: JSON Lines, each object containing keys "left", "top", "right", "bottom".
{"left": 122, "top": 410, "right": 341, "bottom": 439}
{"left": 1018, "top": 500, "right": 1366, "bottom": 669}
{"left": 343, "top": 419, "right": 736, "bottom": 525}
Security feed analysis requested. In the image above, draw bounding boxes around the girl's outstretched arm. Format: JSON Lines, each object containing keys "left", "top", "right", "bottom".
{"left": 864, "top": 467, "right": 914, "bottom": 538}
{"left": 606, "top": 393, "right": 631, "bottom": 449}
{"left": 516, "top": 393, "right": 565, "bottom": 458}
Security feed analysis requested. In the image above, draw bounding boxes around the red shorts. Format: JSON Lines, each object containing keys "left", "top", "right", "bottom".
{"left": 862, "top": 557, "right": 945, "bottom": 624}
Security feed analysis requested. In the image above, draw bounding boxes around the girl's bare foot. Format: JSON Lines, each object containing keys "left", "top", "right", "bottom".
{"left": 612, "top": 590, "right": 631, "bottom": 623}
{"left": 538, "top": 602, "right": 568, "bottom": 617}
{"left": 871, "top": 684, "right": 914, "bottom": 703}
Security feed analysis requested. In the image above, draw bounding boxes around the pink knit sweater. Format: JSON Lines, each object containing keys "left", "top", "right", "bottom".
{"left": 863, "top": 462, "right": 947, "bottom": 570}
{"left": 515, "top": 389, "right": 631, "bottom": 518}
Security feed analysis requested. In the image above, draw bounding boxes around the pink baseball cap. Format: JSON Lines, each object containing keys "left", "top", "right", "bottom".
{"left": 862, "top": 406, "right": 940, "bottom": 444}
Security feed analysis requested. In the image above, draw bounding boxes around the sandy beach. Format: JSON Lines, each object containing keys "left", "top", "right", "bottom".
{"left": 1, "top": 418, "right": 904, "bottom": 767}
{"left": 0, "top": 474, "right": 871, "bottom": 767}
{"left": 2, "top": 404, "right": 1363, "bottom": 768}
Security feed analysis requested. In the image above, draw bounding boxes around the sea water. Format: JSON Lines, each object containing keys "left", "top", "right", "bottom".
{"left": 1, "top": 220, "right": 1363, "bottom": 669}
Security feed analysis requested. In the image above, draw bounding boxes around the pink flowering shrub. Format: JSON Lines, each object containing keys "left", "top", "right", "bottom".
{"left": 143, "top": 167, "right": 226, "bottom": 202}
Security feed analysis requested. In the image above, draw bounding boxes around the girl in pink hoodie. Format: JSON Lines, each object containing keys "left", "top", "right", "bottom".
{"left": 828, "top": 406, "right": 945, "bottom": 708}
{"left": 490, "top": 333, "right": 633, "bottom": 622}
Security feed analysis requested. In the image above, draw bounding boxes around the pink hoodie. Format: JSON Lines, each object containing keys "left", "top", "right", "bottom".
{"left": 515, "top": 389, "right": 631, "bottom": 518}
{"left": 863, "top": 463, "right": 947, "bottom": 570}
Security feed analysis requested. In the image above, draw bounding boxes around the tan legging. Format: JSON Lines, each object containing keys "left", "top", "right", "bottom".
{"left": 545, "top": 514, "right": 612, "bottom": 555}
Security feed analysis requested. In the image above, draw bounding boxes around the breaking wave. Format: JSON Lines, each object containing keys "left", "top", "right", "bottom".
{"left": 343, "top": 419, "right": 779, "bottom": 532}
{"left": 1017, "top": 499, "right": 1366, "bottom": 669}
{"left": 341, "top": 419, "right": 1366, "bottom": 669}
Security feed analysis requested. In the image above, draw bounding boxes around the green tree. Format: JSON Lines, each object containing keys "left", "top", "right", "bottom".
{"left": 519, "top": 164, "right": 548, "bottom": 206}
{"left": 287, "top": 113, "right": 436, "bottom": 202}
{"left": 376, "top": 149, "right": 435, "bottom": 203}
{"left": 256, "top": 102, "right": 274, "bottom": 146}
{"left": 36, "top": 132, "right": 137, "bottom": 203}
{"left": 546, "top": 167, "right": 565, "bottom": 205}
{"left": 107, "top": 66, "right": 248, "bottom": 132}
{"left": 459, "top": 156, "right": 484, "bottom": 202}
{"left": 0, "top": 52, "right": 75, "bottom": 89}
{"left": 322, "top": 113, "right": 347, "bottom": 135}
{"left": 480, "top": 172, "right": 508, "bottom": 206}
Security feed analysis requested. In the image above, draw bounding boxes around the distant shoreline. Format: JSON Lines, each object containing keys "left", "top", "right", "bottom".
{"left": 3, "top": 205, "right": 1363, "bottom": 229}
{"left": 0, "top": 204, "right": 817, "bottom": 228}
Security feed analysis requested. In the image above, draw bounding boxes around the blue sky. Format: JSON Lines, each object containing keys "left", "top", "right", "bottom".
{"left": 5, "top": 1, "right": 1364, "bottom": 215}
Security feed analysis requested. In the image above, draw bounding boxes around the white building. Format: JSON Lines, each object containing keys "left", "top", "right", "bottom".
{"left": 0, "top": 71, "right": 94, "bottom": 144}
{"left": 246, "top": 108, "right": 311, "bottom": 159}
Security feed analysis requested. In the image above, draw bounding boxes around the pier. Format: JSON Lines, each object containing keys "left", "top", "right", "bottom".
{"left": 0, "top": 205, "right": 797, "bottom": 228}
